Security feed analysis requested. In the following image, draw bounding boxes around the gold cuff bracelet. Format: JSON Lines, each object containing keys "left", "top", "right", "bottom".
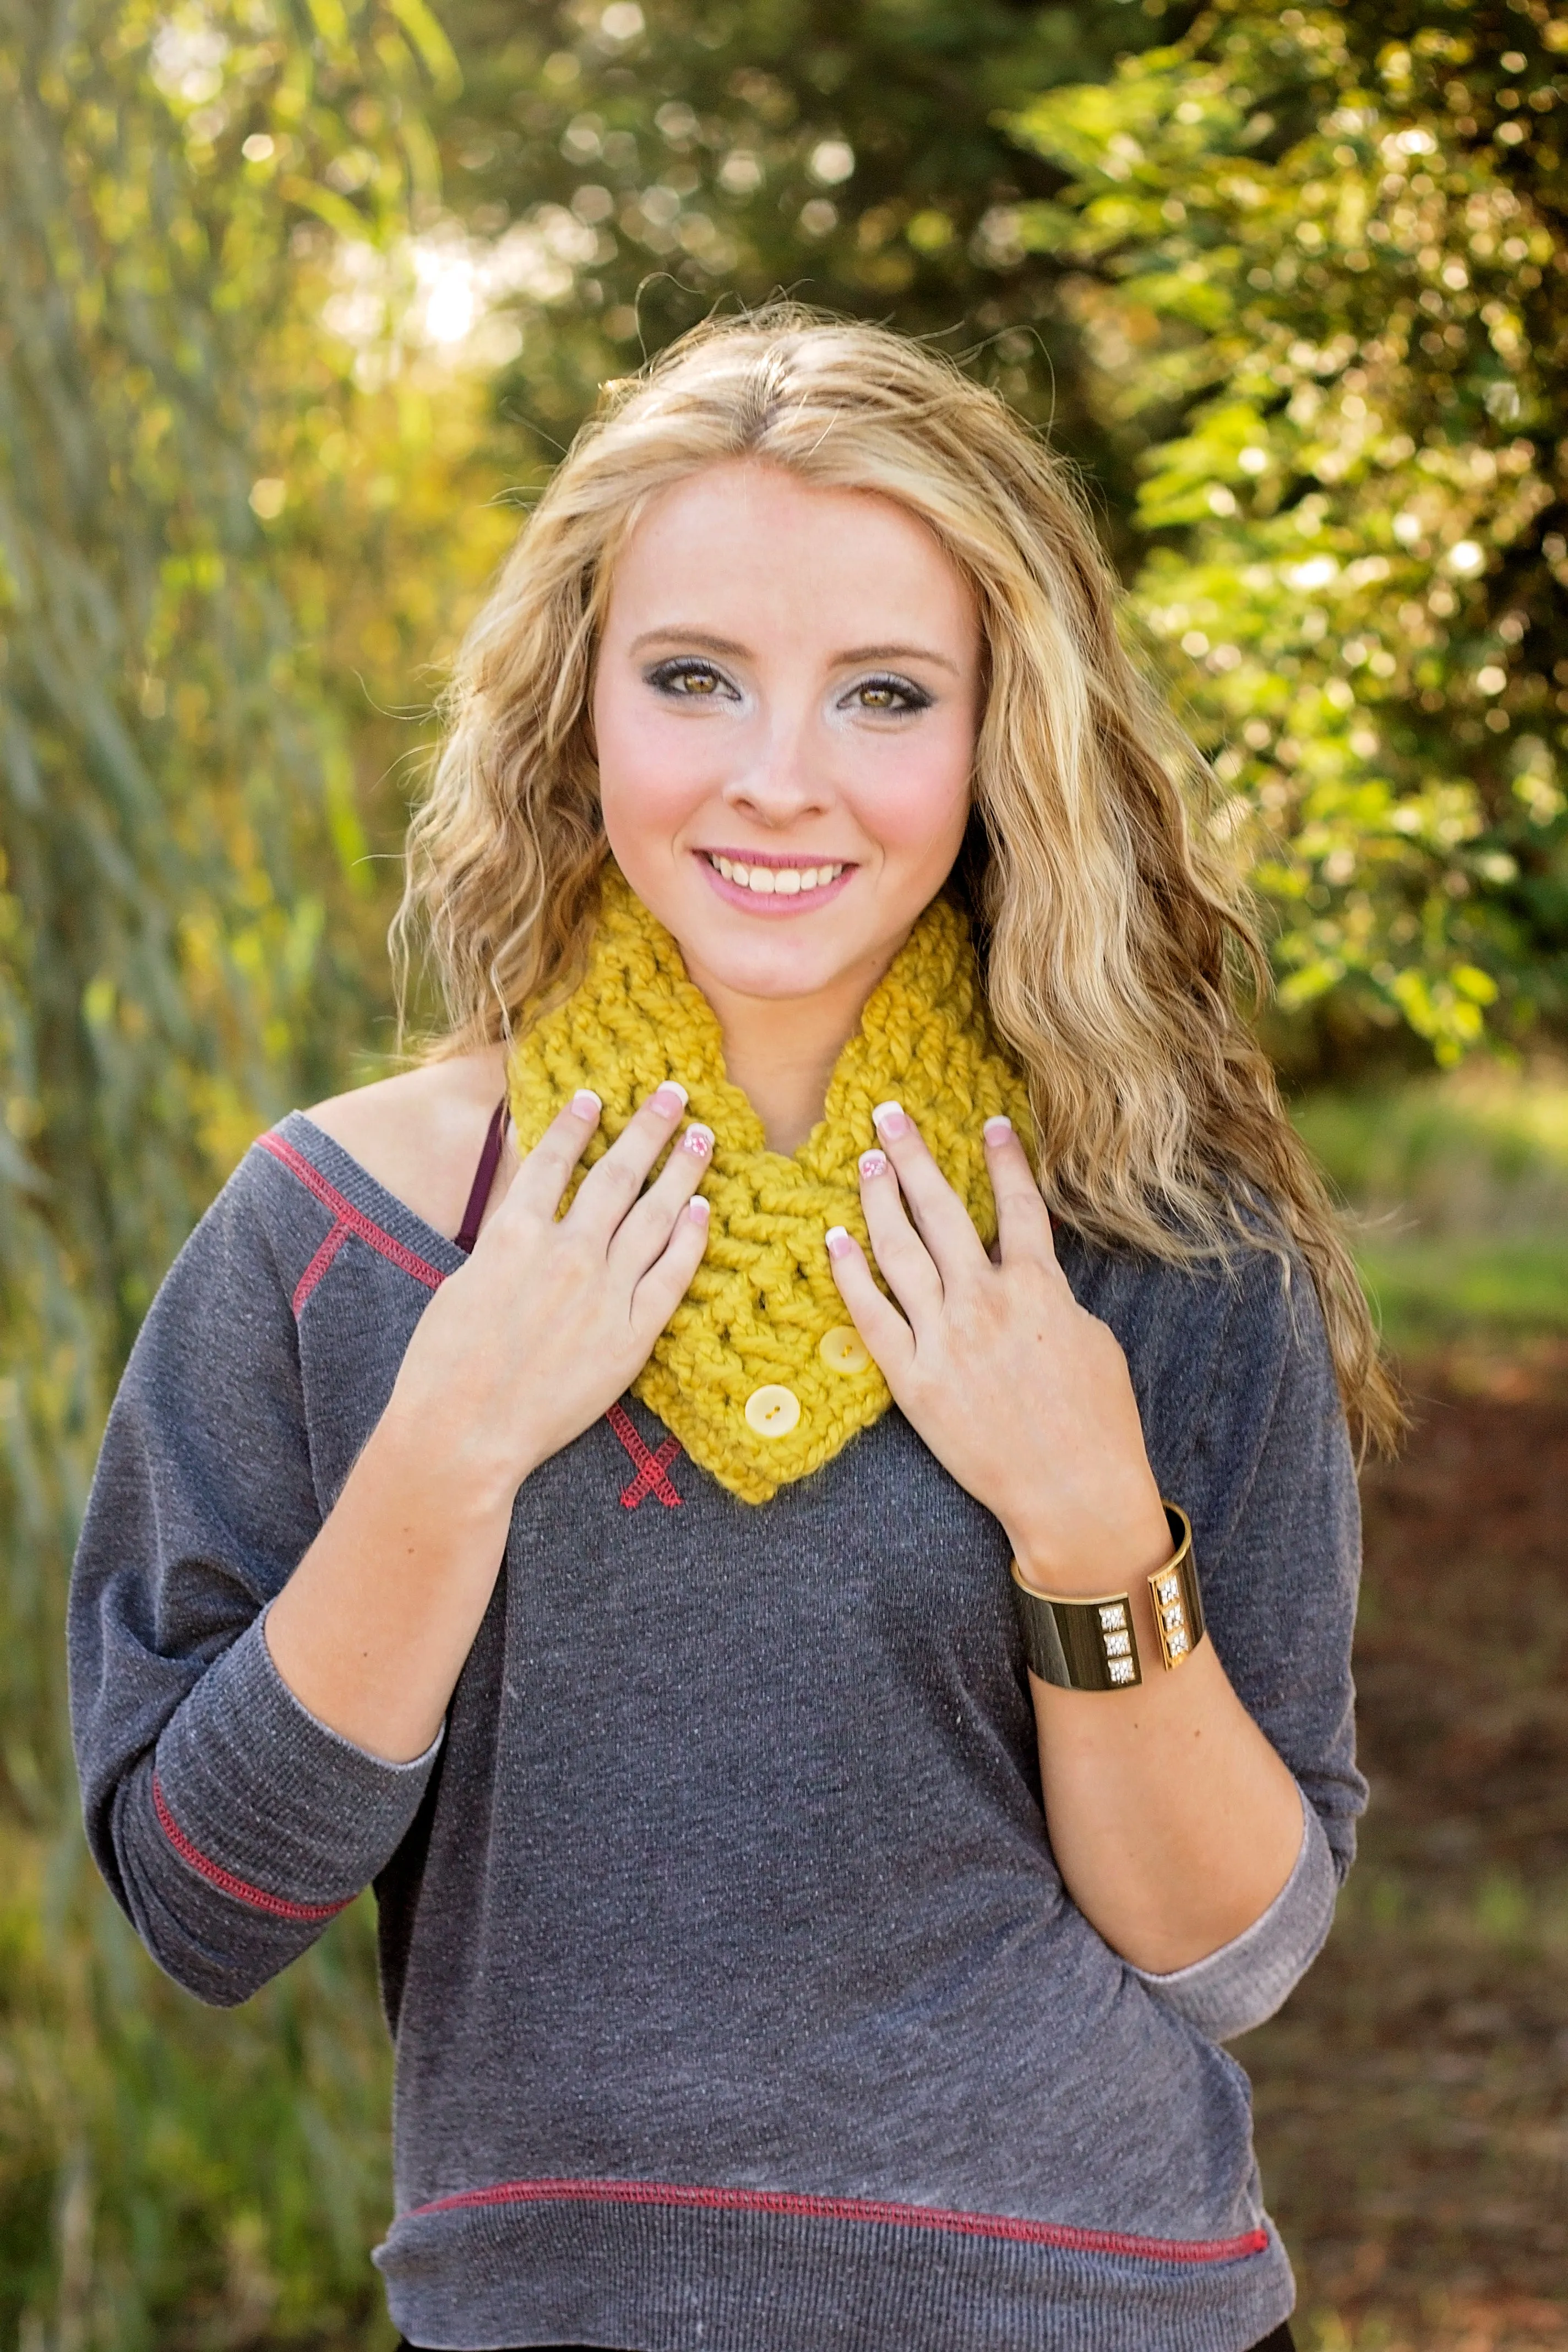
{"left": 1009, "top": 1504, "right": 1204, "bottom": 1692}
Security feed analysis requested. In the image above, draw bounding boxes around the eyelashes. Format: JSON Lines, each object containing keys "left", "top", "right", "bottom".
{"left": 850, "top": 672, "right": 933, "bottom": 715}
{"left": 643, "top": 658, "right": 934, "bottom": 715}
{"left": 645, "top": 657, "right": 737, "bottom": 700}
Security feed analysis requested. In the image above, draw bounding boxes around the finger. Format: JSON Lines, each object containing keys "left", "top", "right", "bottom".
{"left": 824, "top": 1225, "right": 916, "bottom": 1381}
{"left": 858, "top": 1146, "right": 944, "bottom": 1322}
{"left": 568, "top": 1081, "right": 691, "bottom": 1235}
{"left": 630, "top": 1194, "right": 711, "bottom": 1338}
{"left": 869, "top": 1101, "right": 991, "bottom": 1284}
{"left": 609, "top": 1121, "right": 713, "bottom": 1275}
{"left": 505, "top": 1088, "right": 603, "bottom": 1222}
{"left": 983, "top": 1115, "right": 1063, "bottom": 1271}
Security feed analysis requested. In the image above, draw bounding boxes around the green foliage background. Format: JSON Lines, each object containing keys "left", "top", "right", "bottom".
{"left": 2, "top": 0, "right": 1565, "bottom": 2340}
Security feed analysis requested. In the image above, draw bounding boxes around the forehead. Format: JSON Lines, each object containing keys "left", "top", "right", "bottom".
{"left": 603, "top": 460, "right": 978, "bottom": 646}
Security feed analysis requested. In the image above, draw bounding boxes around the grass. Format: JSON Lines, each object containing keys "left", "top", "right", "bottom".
{"left": 1292, "top": 1061, "right": 1568, "bottom": 1351}
{"left": 1241, "top": 1366, "right": 1568, "bottom": 2350}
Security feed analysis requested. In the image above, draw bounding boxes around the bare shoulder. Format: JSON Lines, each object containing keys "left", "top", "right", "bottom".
{"left": 302, "top": 1048, "right": 508, "bottom": 1242}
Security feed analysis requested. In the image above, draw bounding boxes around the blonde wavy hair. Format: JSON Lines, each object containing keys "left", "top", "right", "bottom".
{"left": 398, "top": 304, "right": 1400, "bottom": 1453}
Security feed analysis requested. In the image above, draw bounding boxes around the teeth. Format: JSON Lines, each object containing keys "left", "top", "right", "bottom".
{"left": 710, "top": 856, "right": 843, "bottom": 895}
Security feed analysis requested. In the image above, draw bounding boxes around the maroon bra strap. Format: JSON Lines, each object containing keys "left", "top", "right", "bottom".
{"left": 455, "top": 1098, "right": 509, "bottom": 1256}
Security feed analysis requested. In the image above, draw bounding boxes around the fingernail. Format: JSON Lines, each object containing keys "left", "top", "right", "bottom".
{"left": 571, "top": 1089, "right": 602, "bottom": 1119}
{"left": 681, "top": 1123, "right": 714, "bottom": 1159}
{"left": 872, "top": 1101, "right": 908, "bottom": 1139}
{"left": 858, "top": 1149, "right": 888, "bottom": 1180}
{"left": 688, "top": 1195, "right": 710, "bottom": 1226}
{"left": 654, "top": 1081, "right": 689, "bottom": 1113}
{"left": 983, "top": 1115, "right": 1013, "bottom": 1142}
{"left": 824, "top": 1224, "right": 853, "bottom": 1259}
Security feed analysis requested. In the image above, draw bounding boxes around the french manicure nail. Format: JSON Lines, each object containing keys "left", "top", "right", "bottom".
{"left": 681, "top": 1123, "right": 714, "bottom": 1159}
{"left": 688, "top": 1195, "right": 710, "bottom": 1225}
{"left": 872, "top": 1100, "right": 909, "bottom": 1139}
{"left": 825, "top": 1224, "right": 853, "bottom": 1259}
{"left": 858, "top": 1149, "right": 888, "bottom": 1180}
{"left": 571, "top": 1089, "right": 602, "bottom": 1119}
{"left": 654, "top": 1081, "right": 689, "bottom": 1112}
{"left": 983, "top": 1115, "right": 1013, "bottom": 1142}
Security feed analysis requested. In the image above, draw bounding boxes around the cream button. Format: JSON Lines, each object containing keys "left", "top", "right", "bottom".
{"left": 818, "top": 1324, "right": 870, "bottom": 1376}
{"left": 744, "top": 1384, "right": 801, "bottom": 1439}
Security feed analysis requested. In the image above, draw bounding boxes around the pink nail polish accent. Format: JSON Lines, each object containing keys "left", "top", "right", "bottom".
{"left": 688, "top": 1196, "right": 710, "bottom": 1224}
{"left": 983, "top": 1115, "right": 1013, "bottom": 1142}
{"left": 682, "top": 1123, "right": 714, "bottom": 1159}
{"left": 858, "top": 1150, "right": 888, "bottom": 1180}
{"left": 871, "top": 1101, "right": 908, "bottom": 1139}
{"left": 824, "top": 1225, "right": 852, "bottom": 1259}
{"left": 571, "top": 1089, "right": 602, "bottom": 1119}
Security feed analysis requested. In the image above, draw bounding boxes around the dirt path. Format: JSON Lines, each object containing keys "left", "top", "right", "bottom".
{"left": 1243, "top": 1357, "right": 1568, "bottom": 2350}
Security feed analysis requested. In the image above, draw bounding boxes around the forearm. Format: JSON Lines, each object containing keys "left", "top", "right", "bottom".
{"left": 1026, "top": 1560, "right": 1305, "bottom": 1973}
{"left": 265, "top": 1395, "right": 519, "bottom": 1764}
{"left": 266, "top": 1087, "right": 711, "bottom": 1765}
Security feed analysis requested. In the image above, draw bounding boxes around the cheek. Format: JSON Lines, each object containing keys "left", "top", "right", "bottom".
{"left": 854, "top": 712, "right": 974, "bottom": 860}
{"left": 593, "top": 679, "right": 711, "bottom": 842}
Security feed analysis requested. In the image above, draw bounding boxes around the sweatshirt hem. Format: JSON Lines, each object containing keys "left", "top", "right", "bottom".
{"left": 375, "top": 2186, "right": 1292, "bottom": 2352}
{"left": 408, "top": 2174, "right": 1268, "bottom": 2263}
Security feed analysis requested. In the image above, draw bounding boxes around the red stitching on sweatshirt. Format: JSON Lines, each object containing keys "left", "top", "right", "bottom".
{"left": 151, "top": 1774, "right": 352, "bottom": 1923}
{"left": 404, "top": 2174, "right": 1270, "bottom": 2264}
{"left": 257, "top": 1130, "right": 445, "bottom": 1303}
{"left": 606, "top": 1402, "right": 683, "bottom": 1508}
{"left": 292, "top": 1217, "right": 352, "bottom": 1316}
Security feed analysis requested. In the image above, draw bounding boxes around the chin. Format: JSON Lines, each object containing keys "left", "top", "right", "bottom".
{"left": 684, "top": 929, "right": 867, "bottom": 1003}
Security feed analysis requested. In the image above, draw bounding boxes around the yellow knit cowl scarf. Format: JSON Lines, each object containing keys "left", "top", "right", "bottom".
{"left": 508, "top": 865, "right": 1034, "bottom": 1504}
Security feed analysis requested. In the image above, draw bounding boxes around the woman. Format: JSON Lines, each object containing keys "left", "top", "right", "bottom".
{"left": 70, "top": 310, "right": 1393, "bottom": 2351}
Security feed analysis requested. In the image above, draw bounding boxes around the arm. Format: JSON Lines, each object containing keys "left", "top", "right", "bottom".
{"left": 68, "top": 1167, "right": 443, "bottom": 2006}
{"left": 71, "top": 1085, "right": 710, "bottom": 2003}
{"left": 826, "top": 1106, "right": 1356, "bottom": 1982}
{"left": 262, "top": 1082, "right": 711, "bottom": 1761}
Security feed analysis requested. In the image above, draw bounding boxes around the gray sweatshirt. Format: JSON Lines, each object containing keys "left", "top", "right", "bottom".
{"left": 69, "top": 1113, "right": 1363, "bottom": 2352}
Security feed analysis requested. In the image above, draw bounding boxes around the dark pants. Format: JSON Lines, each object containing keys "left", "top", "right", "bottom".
{"left": 404, "top": 2332, "right": 1295, "bottom": 2350}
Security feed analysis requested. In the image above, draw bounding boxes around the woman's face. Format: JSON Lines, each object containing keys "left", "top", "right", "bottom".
{"left": 592, "top": 459, "right": 982, "bottom": 1014}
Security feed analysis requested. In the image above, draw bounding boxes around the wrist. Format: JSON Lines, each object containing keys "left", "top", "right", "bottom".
{"left": 372, "top": 1389, "right": 529, "bottom": 1529}
{"left": 1005, "top": 1487, "right": 1172, "bottom": 1598}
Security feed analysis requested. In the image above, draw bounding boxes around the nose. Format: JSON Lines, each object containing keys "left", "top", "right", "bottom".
{"left": 721, "top": 703, "right": 832, "bottom": 828}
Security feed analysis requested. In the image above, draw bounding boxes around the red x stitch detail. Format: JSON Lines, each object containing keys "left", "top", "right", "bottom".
{"left": 606, "top": 1402, "right": 683, "bottom": 1509}
{"left": 257, "top": 1131, "right": 446, "bottom": 1307}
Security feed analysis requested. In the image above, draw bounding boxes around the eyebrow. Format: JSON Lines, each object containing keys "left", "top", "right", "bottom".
{"left": 627, "top": 627, "right": 962, "bottom": 677}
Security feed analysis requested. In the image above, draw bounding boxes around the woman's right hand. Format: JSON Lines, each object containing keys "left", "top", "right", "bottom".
{"left": 385, "top": 1080, "right": 712, "bottom": 1504}
{"left": 265, "top": 1082, "right": 710, "bottom": 1761}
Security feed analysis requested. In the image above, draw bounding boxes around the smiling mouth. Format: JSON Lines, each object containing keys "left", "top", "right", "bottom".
{"left": 702, "top": 851, "right": 849, "bottom": 897}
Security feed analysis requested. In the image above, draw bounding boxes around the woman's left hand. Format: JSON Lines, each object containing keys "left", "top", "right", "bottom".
{"left": 826, "top": 1104, "right": 1172, "bottom": 1591}
{"left": 829, "top": 1102, "right": 1310, "bottom": 1979}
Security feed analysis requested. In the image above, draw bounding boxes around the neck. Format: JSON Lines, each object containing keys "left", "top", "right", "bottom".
{"left": 683, "top": 944, "right": 905, "bottom": 1155}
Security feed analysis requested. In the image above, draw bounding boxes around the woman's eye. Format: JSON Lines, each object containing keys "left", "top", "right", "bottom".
{"left": 647, "top": 659, "right": 735, "bottom": 700}
{"left": 847, "top": 674, "right": 932, "bottom": 715}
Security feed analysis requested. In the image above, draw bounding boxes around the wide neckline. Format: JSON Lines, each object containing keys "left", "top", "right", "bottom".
{"left": 277, "top": 1111, "right": 471, "bottom": 1267}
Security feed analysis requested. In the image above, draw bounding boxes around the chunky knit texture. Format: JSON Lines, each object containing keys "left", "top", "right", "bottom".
{"left": 508, "top": 868, "right": 1035, "bottom": 1502}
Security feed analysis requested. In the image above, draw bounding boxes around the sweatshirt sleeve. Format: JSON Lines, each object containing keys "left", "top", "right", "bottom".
{"left": 1129, "top": 1784, "right": 1336, "bottom": 2040}
{"left": 1107, "top": 1231, "right": 1366, "bottom": 2042}
{"left": 68, "top": 1150, "right": 441, "bottom": 2008}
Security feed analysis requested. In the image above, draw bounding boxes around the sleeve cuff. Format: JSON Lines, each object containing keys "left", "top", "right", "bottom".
{"left": 1130, "top": 1786, "right": 1336, "bottom": 2041}
{"left": 151, "top": 1615, "right": 442, "bottom": 1915}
